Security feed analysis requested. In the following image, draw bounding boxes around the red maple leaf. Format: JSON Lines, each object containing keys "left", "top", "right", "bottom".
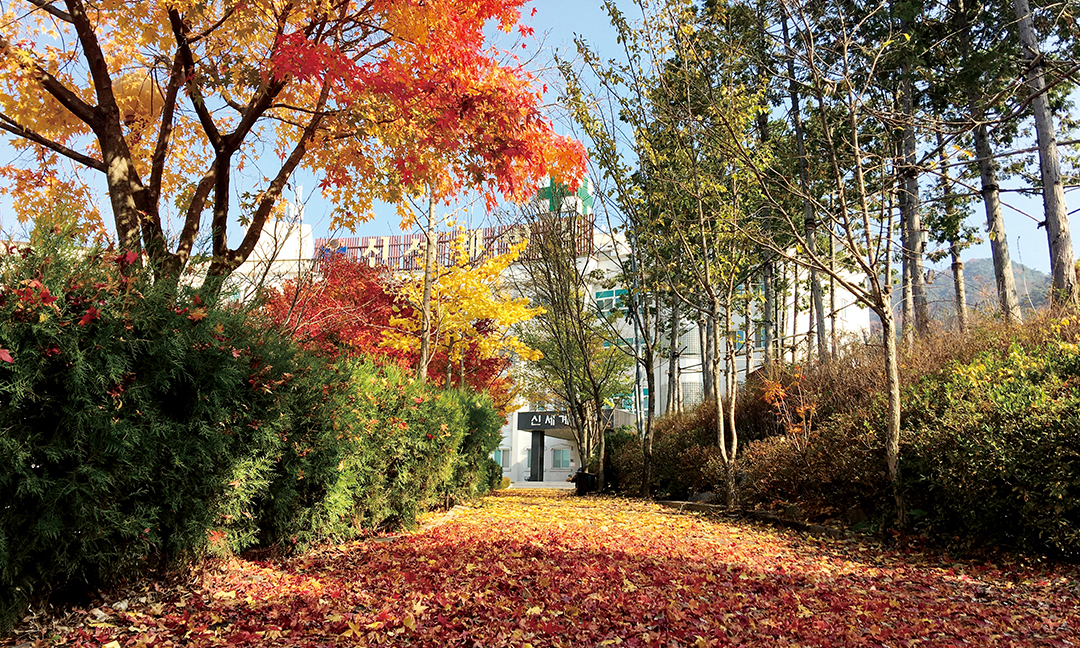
{"left": 78, "top": 306, "right": 100, "bottom": 327}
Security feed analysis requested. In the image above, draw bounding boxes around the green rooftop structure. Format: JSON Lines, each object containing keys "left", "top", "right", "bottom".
{"left": 534, "top": 176, "right": 593, "bottom": 215}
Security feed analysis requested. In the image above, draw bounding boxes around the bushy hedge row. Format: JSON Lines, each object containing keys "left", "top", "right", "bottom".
{"left": 606, "top": 406, "right": 719, "bottom": 500}
{"left": 0, "top": 236, "right": 503, "bottom": 630}
{"left": 736, "top": 320, "right": 1080, "bottom": 557}
{"left": 901, "top": 341, "right": 1080, "bottom": 557}
{"left": 608, "top": 317, "right": 1080, "bottom": 558}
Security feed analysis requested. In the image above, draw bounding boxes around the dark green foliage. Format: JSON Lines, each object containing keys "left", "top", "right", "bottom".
{"left": 734, "top": 318, "right": 1080, "bottom": 557}
{"left": 601, "top": 427, "right": 642, "bottom": 494}
{"left": 0, "top": 237, "right": 300, "bottom": 627}
{"left": 0, "top": 235, "right": 502, "bottom": 631}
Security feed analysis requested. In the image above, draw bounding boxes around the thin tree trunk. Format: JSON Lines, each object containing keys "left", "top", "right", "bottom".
{"left": 641, "top": 348, "right": 656, "bottom": 498}
{"left": 829, "top": 227, "right": 838, "bottom": 359}
{"left": 790, "top": 261, "right": 799, "bottom": 364}
{"left": 937, "top": 132, "right": 969, "bottom": 331}
{"left": 593, "top": 398, "right": 606, "bottom": 492}
{"left": 784, "top": 16, "right": 829, "bottom": 364}
{"left": 901, "top": 213, "right": 915, "bottom": 347}
{"left": 668, "top": 299, "right": 681, "bottom": 414}
{"left": 881, "top": 308, "right": 906, "bottom": 530}
{"left": 970, "top": 95, "right": 1023, "bottom": 323}
{"left": 418, "top": 192, "right": 437, "bottom": 381}
{"left": 723, "top": 301, "right": 738, "bottom": 508}
{"left": 763, "top": 261, "right": 775, "bottom": 368}
{"left": 1012, "top": 0, "right": 1078, "bottom": 305}
{"left": 744, "top": 288, "right": 753, "bottom": 378}
{"left": 698, "top": 314, "right": 712, "bottom": 402}
{"left": 951, "top": 246, "right": 967, "bottom": 331}
{"left": 900, "top": 65, "right": 931, "bottom": 336}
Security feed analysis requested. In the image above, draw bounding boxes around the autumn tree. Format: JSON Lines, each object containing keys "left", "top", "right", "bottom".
{"left": 562, "top": 0, "right": 770, "bottom": 507}
{"left": 512, "top": 205, "right": 633, "bottom": 490}
{"left": 383, "top": 228, "right": 543, "bottom": 402}
{"left": 0, "top": 0, "right": 584, "bottom": 296}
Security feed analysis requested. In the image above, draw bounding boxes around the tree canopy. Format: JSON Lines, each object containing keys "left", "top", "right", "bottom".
{"left": 0, "top": 0, "right": 585, "bottom": 291}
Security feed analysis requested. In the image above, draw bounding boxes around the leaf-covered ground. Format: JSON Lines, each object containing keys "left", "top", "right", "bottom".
{"left": 6, "top": 490, "right": 1080, "bottom": 647}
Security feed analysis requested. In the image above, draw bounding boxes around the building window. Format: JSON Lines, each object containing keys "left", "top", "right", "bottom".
{"left": 524, "top": 448, "right": 532, "bottom": 471}
{"left": 493, "top": 448, "right": 510, "bottom": 469}
{"left": 552, "top": 448, "right": 571, "bottom": 469}
{"left": 683, "top": 381, "right": 704, "bottom": 408}
{"left": 678, "top": 328, "right": 701, "bottom": 355}
{"left": 595, "top": 289, "right": 628, "bottom": 317}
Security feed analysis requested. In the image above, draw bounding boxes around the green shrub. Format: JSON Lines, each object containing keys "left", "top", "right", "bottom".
{"left": 641, "top": 404, "right": 719, "bottom": 499}
{"left": 265, "top": 360, "right": 504, "bottom": 547}
{"left": 604, "top": 426, "right": 643, "bottom": 494}
{"left": 0, "top": 234, "right": 508, "bottom": 630}
{"left": 901, "top": 342, "right": 1080, "bottom": 557}
{"left": 0, "top": 237, "right": 310, "bottom": 627}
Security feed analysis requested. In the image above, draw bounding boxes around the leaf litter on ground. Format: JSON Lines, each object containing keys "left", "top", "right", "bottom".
{"left": 4, "top": 489, "right": 1079, "bottom": 647}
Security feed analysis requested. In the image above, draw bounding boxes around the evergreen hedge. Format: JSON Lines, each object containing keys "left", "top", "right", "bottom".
{"left": 0, "top": 235, "right": 503, "bottom": 630}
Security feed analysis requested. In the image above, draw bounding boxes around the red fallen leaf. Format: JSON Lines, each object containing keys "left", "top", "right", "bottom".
{"left": 188, "top": 308, "right": 208, "bottom": 322}
{"left": 79, "top": 306, "right": 101, "bottom": 326}
{"left": 0, "top": 348, "right": 12, "bottom": 363}
{"left": 39, "top": 286, "right": 57, "bottom": 306}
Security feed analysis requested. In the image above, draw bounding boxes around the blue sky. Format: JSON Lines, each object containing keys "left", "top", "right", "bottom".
{"left": 0, "top": 0, "right": 1075, "bottom": 275}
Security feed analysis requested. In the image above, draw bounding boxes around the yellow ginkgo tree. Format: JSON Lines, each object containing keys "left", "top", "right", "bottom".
{"left": 383, "top": 228, "right": 542, "bottom": 394}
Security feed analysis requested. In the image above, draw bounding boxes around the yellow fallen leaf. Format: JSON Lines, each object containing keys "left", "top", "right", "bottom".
{"left": 103, "top": 642, "right": 121, "bottom": 648}
{"left": 526, "top": 605, "right": 542, "bottom": 615}
{"left": 403, "top": 613, "right": 416, "bottom": 630}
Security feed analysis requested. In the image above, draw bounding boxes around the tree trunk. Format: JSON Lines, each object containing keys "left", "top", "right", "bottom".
{"left": 784, "top": 17, "right": 829, "bottom": 365}
{"left": 937, "top": 133, "right": 969, "bottom": 331}
{"left": 951, "top": 249, "right": 968, "bottom": 332}
{"left": 723, "top": 301, "right": 738, "bottom": 508}
{"left": 790, "top": 261, "right": 799, "bottom": 363}
{"left": 901, "top": 205, "right": 915, "bottom": 348}
{"left": 828, "top": 228, "right": 838, "bottom": 359}
{"left": 705, "top": 316, "right": 717, "bottom": 402}
{"left": 1012, "top": 0, "right": 1078, "bottom": 305}
{"left": 900, "top": 59, "right": 931, "bottom": 337}
{"left": 641, "top": 352, "right": 656, "bottom": 498}
{"left": 970, "top": 96, "right": 1023, "bottom": 323}
{"left": 763, "top": 261, "right": 775, "bottom": 368}
{"left": 744, "top": 289, "right": 753, "bottom": 378}
{"left": 418, "top": 193, "right": 438, "bottom": 381}
{"left": 880, "top": 308, "right": 907, "bottom": 530}
{"left": 592, "top": 399, "right": 606, "bottom": 491}
{"left": 667, "top": 299, "right": 681, "bottom": 414}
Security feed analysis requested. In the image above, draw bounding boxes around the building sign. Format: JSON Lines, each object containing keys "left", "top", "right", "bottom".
{"left": 517, "top": 411, "right": 572, "bottom": 430}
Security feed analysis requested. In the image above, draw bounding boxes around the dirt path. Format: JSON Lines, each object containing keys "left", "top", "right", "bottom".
{"left": 7, "top": 490, "right": 1079, "bottom": 647}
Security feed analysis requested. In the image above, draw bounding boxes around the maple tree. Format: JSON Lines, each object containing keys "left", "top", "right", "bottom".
{"left": 8, "top": 491, "right": 1080, "bottom": 647}
{"left": 261, "top": 254, "right": 408, "bottom": 364}
{"left": 0, "top": 0, "right": 585, "bottom": 294}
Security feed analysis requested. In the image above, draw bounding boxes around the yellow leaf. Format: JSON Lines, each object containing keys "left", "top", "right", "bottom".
{"left": 526, "top": 605, "right": 542, "bottom": 616}
{"left": 403, "top": 613, "right": 416, "bottom": 630}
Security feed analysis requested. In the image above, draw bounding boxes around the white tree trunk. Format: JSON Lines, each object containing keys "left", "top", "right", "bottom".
{"left": 970, "top": 97, "right": 1023, "bottom": 323}
{"left": 1012, "top": 0, "right": 1078, "bottom": 305}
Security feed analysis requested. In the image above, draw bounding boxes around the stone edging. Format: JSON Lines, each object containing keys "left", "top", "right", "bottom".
{"left": 655, "top": 500, "right": 846, "bottom": 539}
